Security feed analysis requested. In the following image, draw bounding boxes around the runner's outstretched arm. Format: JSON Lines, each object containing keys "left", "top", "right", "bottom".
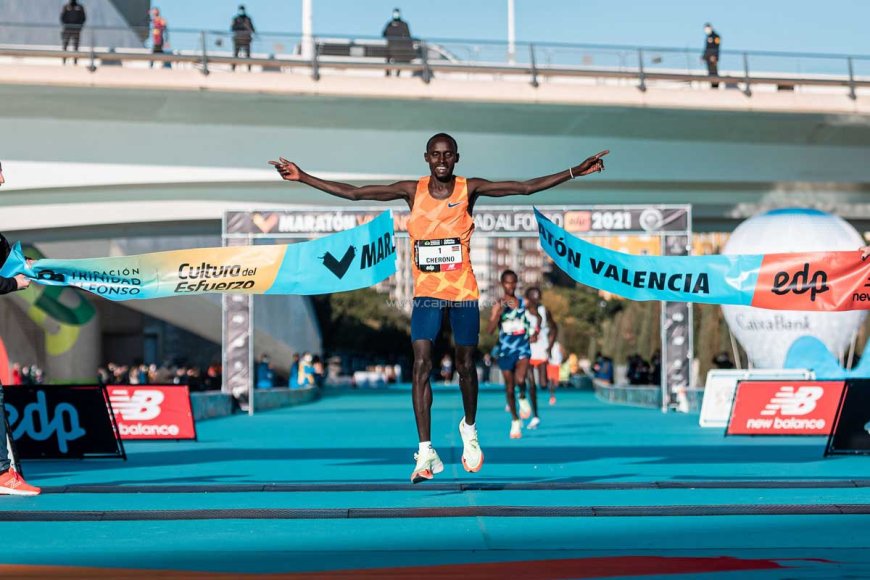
{"left": 269, "top": 157, "right": 416, "bottom": 202}
{"left": 469, "top": 150, "right": 609, "bottom": 199}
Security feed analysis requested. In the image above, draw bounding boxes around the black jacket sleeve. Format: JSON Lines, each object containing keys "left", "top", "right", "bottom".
{"left": 0, "top": 277, "right": 17, "bottom": 296}
{"left": 0, "top": 233, "right": 9, "bottom": 266}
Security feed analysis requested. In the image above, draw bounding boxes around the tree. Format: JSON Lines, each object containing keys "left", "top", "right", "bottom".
{"left": 312, "top": 289, "right": 411, "bottom": 355}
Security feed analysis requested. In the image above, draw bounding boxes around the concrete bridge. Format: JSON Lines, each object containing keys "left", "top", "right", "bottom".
{"left": 1, "top": 61, "right": 868, "bottom": 238}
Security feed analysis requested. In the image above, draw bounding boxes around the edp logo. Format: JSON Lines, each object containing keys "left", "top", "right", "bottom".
{"left": 772, "top": 263, "right": 829, "bottom": 302}
{"left": 36, "top": 269, "right": 66, "bottom": 283}
{"left": 6, "top": 390, "right": 86, "bottom": 454}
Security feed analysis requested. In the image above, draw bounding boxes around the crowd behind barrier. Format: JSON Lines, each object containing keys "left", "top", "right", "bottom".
{"left": 4, "top": 348, "right": 710, "bottom": 393}
{"left": 7, "top": 363, "right": 45, "bottom": 386}
{"left": 98, "top": 362, "right": 222, "bottom": 391}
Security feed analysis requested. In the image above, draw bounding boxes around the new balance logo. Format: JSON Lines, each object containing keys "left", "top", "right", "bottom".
{"left": 109, "top": 389, "right": 165, "bottom": 421}
{"left": 760, "top": 386, "right": 823, "bottom": 416}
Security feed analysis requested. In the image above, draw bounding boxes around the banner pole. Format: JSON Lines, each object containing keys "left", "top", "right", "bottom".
{"left": 248, "top": 234, "right": 255, "bottom": 417}
{"left": 728, "top": 327, "right": 743, "bottom": 370}
{"left": 846, "top": 329, "right": 858, "bottom": 370}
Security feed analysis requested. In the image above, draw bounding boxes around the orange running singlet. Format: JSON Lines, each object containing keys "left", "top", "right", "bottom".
{"left": 407, "top": 176, "right": 480, "bottom": 301}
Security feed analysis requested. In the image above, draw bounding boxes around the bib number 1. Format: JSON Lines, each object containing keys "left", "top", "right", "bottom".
{"left": 415, "top": 238, "right": 463, "bottom": 272}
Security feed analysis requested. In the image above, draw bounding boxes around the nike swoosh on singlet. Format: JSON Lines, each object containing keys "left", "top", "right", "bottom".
{"left": 447, "top": 201, "right": 462, "bottom": 208}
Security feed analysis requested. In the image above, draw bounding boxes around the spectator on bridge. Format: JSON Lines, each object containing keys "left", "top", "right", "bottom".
{"left": 231, "top": 5, "right": 256, "bottom": 72}
{"left": 382, "top": 8, "right": 414, "bottom": 77}
{"left": 60, "top": 0, "right": 86, "bottom": 65}
{"left": 149, "top": 7, "right": 169, "bottom": 69}
{"left": 702, "top": 23, "right": 721, "bottom": 89}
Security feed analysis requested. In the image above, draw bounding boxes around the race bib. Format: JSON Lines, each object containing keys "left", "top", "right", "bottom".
{"left": 501, "top": 317, "right": 526, "bottom": 336}
{"left": 415, "top": 238, "right": 463, "bottom": 272}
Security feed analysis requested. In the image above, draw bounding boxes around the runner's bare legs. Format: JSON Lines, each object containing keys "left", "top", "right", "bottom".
{"left": 412, "top": 339, "right": 434, "bottom": 441}
{"left": 455, "top": 344, "right": 478, "bottom": 426}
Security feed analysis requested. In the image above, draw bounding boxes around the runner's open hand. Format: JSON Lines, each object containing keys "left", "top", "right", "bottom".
{"left": 269, "top": 157, "right": 302, "bottom": 181}
{"left": 574, "top": 150, "right": 609, "bottom": 177}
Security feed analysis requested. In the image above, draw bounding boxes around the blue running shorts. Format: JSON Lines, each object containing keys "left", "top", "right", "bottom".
{"left": 411, "top": 298, "right": 480, "bottom": 346}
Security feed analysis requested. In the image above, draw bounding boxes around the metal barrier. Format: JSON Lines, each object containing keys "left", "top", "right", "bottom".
{"left": 1, "top": 22, "right": 869, "bottom": 98}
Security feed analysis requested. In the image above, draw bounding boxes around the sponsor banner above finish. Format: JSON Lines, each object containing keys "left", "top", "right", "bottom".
{"left": 226, "top": 206, "right": 690, "bottom": 237}
{"left": 0, "top": 212, "right": 397, "bottom": 301}
{"left": 107, "top": 385, "right": 196, "bottom": 440}
{"left": 727, "top": 381, "right": 846, "bottom": 436}
{"left": 534, "top": 209, "right": 870, "bottom": 312}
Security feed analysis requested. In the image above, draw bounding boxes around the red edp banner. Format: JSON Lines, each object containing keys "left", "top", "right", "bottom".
{"left": 107, "top": 385, "right": 196, "bottom": 440}
{"left": 727, "top": 381, "right": 846, "bottom": 436}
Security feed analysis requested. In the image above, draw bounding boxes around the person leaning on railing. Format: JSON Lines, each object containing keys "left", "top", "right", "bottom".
{"left": 60, "top": 0, "right": 87, "bottom": 66}
{"left": 702, "top": 22, "right": 721, "bottom": 89}
{"left": 382, "top": 8, "right": 414, "bottom": 78}
{"left": 231, "top": 5, "right": 256, "bottom": 72}
{"left": 149, "top": 7, "right": 169, "bottom": 69}
{"left": 0, "top": 164, "right": 41, "bottom": 496}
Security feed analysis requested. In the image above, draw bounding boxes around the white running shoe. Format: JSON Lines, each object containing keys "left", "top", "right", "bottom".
{"left": 459, "top": 418, "right": 484, "bottom": 473}
{"left": 527, "top": 417, "right": 541, "bottom": 430}
{"left": 411, "top": 447, "right": 444, "bottom": 484}
{"left": 510, "top": 419, "right": 522, "bottom": 439}
{"left": 519, "top": 398, "right": 532, "bottom": 419}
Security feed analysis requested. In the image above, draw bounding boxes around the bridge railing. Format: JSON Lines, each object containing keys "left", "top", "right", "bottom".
{"left": 1, "top": 22, "right": 868, "bottom": 98}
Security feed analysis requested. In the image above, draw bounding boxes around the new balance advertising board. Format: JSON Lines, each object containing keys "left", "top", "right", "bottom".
{"left": 107, "top": 385, "right": 196, "bottom": 440}
{"left": 726, "top": 381, "right": 846, "bottom": 436}
{"left": 826, "top": 380, "right": 870, "bottom": 455}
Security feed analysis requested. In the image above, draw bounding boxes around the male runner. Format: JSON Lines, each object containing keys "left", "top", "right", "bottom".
{"left": 488, "top": 270, "right": 536, "bottom": 439}
{"left": 0, "top": 162, "right": 41, "bottom": 496}
{"left": 547, "top": 340, "right": 564, "bottom": 405}
{"left": 270, "top": 135, "right": 607, "bottom": 482}
{"left": 524, "top": 286, "right": 558, "bottom": 423}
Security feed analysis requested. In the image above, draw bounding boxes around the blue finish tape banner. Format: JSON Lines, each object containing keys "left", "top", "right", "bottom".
{"left": 535, "top": 208, "right": 870, "bottom": 311}
{"left": 0, "top": 211, "right": 396, "bottom": 300}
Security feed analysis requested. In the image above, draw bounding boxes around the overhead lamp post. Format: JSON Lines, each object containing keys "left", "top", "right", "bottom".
{"left": 301, "top": 0, "right": 313, "bottom": 60}
{"left": 507, "top": 0, "right": 516, "bottom": 64}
